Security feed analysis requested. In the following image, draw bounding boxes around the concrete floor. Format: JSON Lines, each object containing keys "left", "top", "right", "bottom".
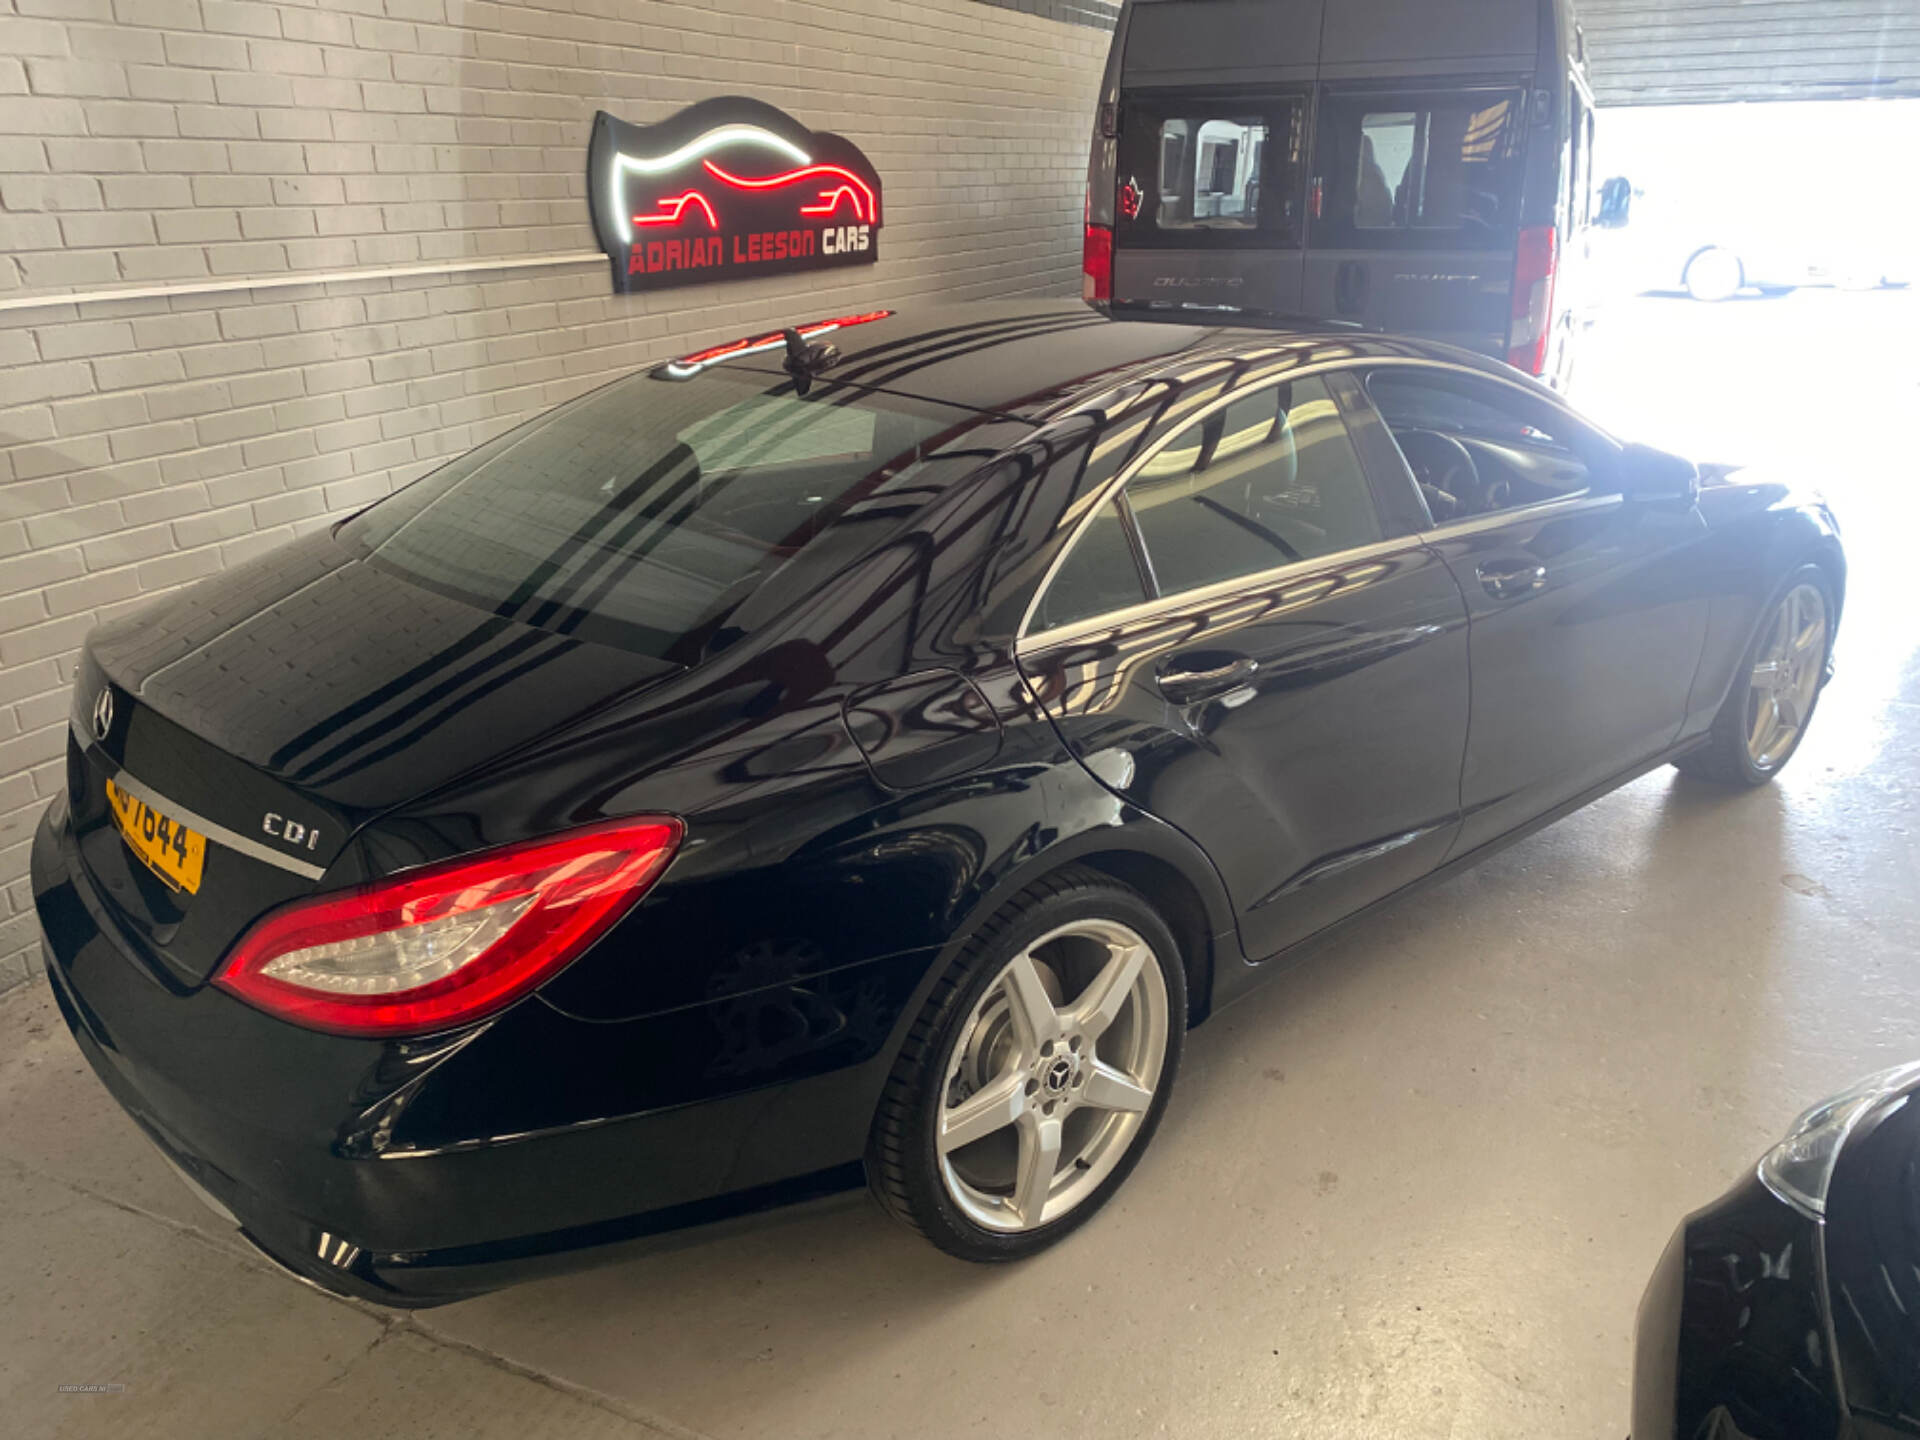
{"left": 3, "top": 286, "right": 1917, "bottom": 1440}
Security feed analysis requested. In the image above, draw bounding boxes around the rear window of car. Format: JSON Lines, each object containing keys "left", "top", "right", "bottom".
{"left": 338, "top": 370, "right": 974, "bottom": 664}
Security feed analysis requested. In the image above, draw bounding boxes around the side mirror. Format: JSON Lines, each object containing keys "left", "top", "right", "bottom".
{"left": 1596, "top": 175, "right": 1632, "bottom": 229}
{"left": 1617, "top": 442, "right": 1698, "bottom": 505}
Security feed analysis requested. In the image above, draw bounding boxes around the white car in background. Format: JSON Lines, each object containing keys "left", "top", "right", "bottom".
{"left": 1592, "top": 180, "right": 1913, "bottom": 302}
{"left": 1669, "top": 233, "right": 1911, "bottom": 302}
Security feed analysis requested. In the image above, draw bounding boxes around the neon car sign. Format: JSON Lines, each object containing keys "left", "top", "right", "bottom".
{"left": 588, "top": 98, "right": 884, "bottom": 295}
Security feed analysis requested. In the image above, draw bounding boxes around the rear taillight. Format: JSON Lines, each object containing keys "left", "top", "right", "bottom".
{"left": 215, "top": 817, "right": 682, "bottom": 1037}
{"left": 1507, "top": 224, "right": 1558, "bottom": 376}
{"left": 1083, "top": 222, "right": 1114, "bottom": 303}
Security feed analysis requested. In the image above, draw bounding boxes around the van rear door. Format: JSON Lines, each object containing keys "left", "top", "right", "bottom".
{"left": 1107, "top": 0, "right": 1322, "bottom": 315}
{"left": 1301, "top": 84, "right": 1528, "bottom": 358}
{"left": 1111, "top": 90, "right": 1311, "bottom": 315}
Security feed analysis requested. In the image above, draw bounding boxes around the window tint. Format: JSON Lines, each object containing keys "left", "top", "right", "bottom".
{"left": 1125, "top": 377, "right": 1381, "bottom": 597}
{"left": 1117, "top": 96, "right": 1305, "bottom": 248}
{"left": 338, "top": 372, "right": 966, "bottom": 663}
{"left": 1315, "top": 90, "right": 1523, "bottom": 249}
{"left": 1367, "top": 369, "right": 1609, "bottom": 522}
{"left": 676, "top": 397, "right": 880, "bottom": 468}
{"left": 1035, "top": 498, "right": 1148, "bottom": 632}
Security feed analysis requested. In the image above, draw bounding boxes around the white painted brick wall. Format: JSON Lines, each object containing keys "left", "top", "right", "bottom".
{"left": 0, "top": 0, "right": 1109, "bottom": 989}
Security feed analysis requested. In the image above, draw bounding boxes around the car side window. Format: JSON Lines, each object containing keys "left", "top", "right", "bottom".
{"left": 1366, "top": 369, "right": 1611, "bottom": 523}
{"left": 1123, "top": 376, "right": 1382, "bottom": 599}
{"left": 1034, "top": 498, "right": 1148, "bottom": 632}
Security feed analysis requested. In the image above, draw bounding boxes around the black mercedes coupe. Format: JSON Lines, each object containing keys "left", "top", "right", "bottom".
{"left": 31, "top": 300, "right": 1844, "bottom": 1304}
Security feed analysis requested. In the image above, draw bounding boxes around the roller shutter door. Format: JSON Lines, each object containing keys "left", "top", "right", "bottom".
{"left": 1581, "top": 0, "right": 1920, "bottom": 105}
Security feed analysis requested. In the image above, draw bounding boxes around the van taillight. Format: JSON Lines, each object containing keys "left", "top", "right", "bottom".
{"left": 1083, "top": 223, "right": 1114, "bottom": 304}
{"left": 1507, "top": 225, "right": 1558, "bottom": 376}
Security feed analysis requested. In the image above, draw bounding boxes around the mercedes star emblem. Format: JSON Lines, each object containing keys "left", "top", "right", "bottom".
{"left": 91, "top": 687, "right": 113, "bottom": 742}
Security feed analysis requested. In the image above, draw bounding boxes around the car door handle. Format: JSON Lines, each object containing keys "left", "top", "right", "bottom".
{"left": 1156, "top": 654, "right": 1257, "bottom": 705}
{"left": 1476, "top": 562, "right": 1548, "bottom": 601}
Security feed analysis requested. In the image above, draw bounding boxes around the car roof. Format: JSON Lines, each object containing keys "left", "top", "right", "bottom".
{"left": 676, "top": 298, "right": 1518, "bottom": 423}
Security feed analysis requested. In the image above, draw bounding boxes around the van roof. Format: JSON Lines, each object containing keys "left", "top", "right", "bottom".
{"left": 1121, "top": 0, "right": 1548, "bottom": 85}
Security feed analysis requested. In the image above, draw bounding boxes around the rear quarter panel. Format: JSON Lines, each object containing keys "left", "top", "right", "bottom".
{"left": 350, "top": 650, "right": 1238, "bottom": 1160}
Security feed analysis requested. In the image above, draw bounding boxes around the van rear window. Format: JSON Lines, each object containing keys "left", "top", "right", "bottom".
{"left": 1314, "top": 89, "right": 1524, "bottom": 250}
{"left": 1160, "top": 116, "right": 1266, "bottom": 230}
{"left": 1117, "top": 96, "right": 1306, "bottom": 249}
{"left": 337, "top": 371, "right": 972, "bottom": 664}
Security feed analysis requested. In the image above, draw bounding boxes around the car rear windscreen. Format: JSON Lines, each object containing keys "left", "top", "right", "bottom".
{"left": 337, "top": 370, "right": 977, "bottom": 664}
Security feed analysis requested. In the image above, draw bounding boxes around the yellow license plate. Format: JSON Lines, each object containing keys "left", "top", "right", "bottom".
{"left": 105, "top": 778, "right": 206, "bottom": 894}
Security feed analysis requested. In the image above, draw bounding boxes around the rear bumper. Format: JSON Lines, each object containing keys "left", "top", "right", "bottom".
{"left": 30, "top": 805, "right": 904, "bottom": 1306}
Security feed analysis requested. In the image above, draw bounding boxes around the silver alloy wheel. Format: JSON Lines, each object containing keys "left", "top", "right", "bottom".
{"left": 936, "top": 919, "right": 1170, "bottom": 1233}
{"left": 1746, "top": 582, "right": 1828, "bottom": 771}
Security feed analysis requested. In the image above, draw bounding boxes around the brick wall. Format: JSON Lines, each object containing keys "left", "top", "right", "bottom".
{"left": 0, "top": 0, "right": 1110, "bottom": 990}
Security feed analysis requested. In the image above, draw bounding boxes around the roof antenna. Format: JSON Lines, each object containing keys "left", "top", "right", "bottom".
{"left": 781, "top": 327, "right": 840, "bottom": 397}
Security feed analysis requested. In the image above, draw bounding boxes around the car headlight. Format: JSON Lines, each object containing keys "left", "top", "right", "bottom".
{"left": 1758, "top": 1064, "right": 1920, "bottom": 1218}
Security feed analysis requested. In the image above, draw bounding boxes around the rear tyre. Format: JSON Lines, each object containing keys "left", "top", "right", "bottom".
{"left": 1675, "top": 565, "right": 1833, "bottom": 787}
{"left": 867, "top": 867, "right": 1186, "bottom": 1261}
{"left": 1684, "top": 247, "right": 1745, "bottom": 303}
